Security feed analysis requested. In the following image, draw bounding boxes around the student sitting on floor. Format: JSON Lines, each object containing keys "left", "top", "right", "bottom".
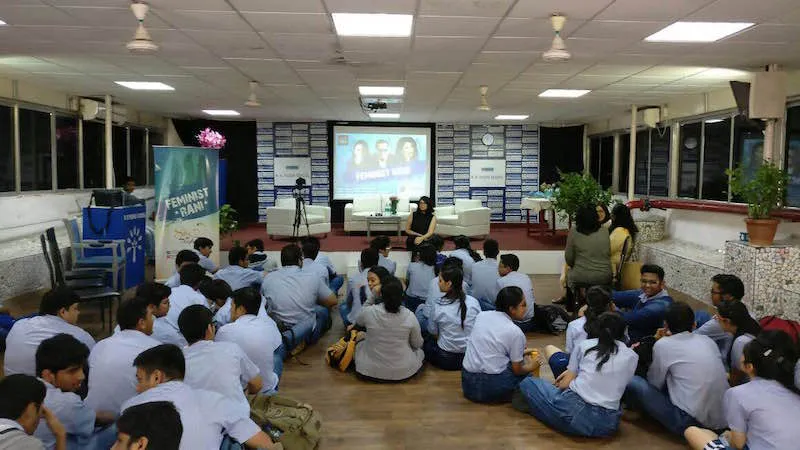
{"left": 245, "top": 239, "right": 277, "bottom": 273}
{"left": 367, "top": 266, "right": 393, "bottom": 301}
{"left": 354, "top": 277, "right": 424, "bottom": 383}
{"left": 695, "top": 274, "right": 747, "bottom": 356}
{"left": 134, "top": 282, "right": 186, "bottom": 347}
{"left": 472, "top": 238, "right": 500, "bottom": 311}
{"left": 165, "top": 250, "right": 200, "bottom": 288}
{"left": 164, "top": 264, "right": 210, "bottom": 335}
{"left": 217, "top": 288, "right": 285, "bottom": 386}
{"left": 301, "top": 237, "right": 332, "bottom": 287}
{"left": 370, "top": 236, "right": 397, "bottom": 276}
{"left": 192, "top": 237, "right": 219, "bottom": 274}
{"left": 416, "top": 257, "right": 468, "bottom": 331}
{"left": 495, "top": 254, "right": 536, "bottom": 333}
{"left": 404, "top": 243, "right": 437, "bottom": 313}
{"left": 113, "top": 401, "right": 182, "bottom": 450}
{"left": 461, "top": 287, "right": 537, "bottom": 404}
{"left": 340, "top": 248, "right": 378, "bottom": 327}
{"left": 424, "top": 265, "right": 480, "bottom": 370}
{"left": 624, "top": 301, "right": 729, "bottom": 436}
{"left": 34, "top": 334, "right": 117, "bottom": 450}
{"left": 4, "top": 287, "right": 95, "bottom": 376}
{"left": 450, "top": 235, "right": 482, "bottom": 287}
{"left": 715, "top": 300, "right": 761, "bottom": 385}
{"left": 214, "top": 246, "right": 264, "bottom": 291}
{"left": 515, "top": 312, "right": 638, "bottom": 438}
{"left": 315, "top": 244, "right": 344, "bottom": 295}
{"left": 261, "top": 244, "right": 337, "bottom": 352}
{"left": 428, "top": 234, "right": 447, "bottom": 269}
{"left": 87, "top": 298, "right": 160, "bottom": 416}
{"left": 685, "top": 330, "right": 800, "bottom": 450}
{"left": 0, "top": 374, "right": 65, "bottom": 450}
{"left": 612, "top": 264, "right": 674, "bottom": 343}
{"left": 544, "top": 286, "right": 615, "bottom": 378}
{"left": 179, "top": 305, "right": 265, "bottom": 406}
{"left": 199, "top": 279, "right": 233, "bottom": 325}
{"left": 122, "top": 345, "right": 281, "bottom": 450}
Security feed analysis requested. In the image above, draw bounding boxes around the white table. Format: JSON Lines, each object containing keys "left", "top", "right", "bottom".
{"left": 520, "top": 197, "right": 557, "bottom": 236}
{"left": 365, "top": 214, "right": 405, "bottom": 247}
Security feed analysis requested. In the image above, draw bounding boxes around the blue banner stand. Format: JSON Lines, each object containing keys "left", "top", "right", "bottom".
{"left": 82, "top": 205, "right": 146, "bottom": 289}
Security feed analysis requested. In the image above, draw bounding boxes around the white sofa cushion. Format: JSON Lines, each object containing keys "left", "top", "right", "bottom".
{"left": 454, "top": 198, "right": 483, "bottom": 213}
{"left": 436, "top": 215, "right": 460, "bottom": 225}
{"left": 353, "top": 196, "right": 381, "bottom": 213}
{"left": 275, "top": 197, "right": 295, "bottom": 208}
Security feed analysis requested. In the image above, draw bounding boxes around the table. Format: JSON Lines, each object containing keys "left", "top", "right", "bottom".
{"left": 365, "top": 214, "right": 405, "bottom": 247}
{"left": 520, "top": 197, "right": 557, "bottom": 236}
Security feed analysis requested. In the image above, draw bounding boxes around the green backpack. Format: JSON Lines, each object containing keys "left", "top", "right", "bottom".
{"left": 247, "top": 394, "right": 322, "bottom": 450}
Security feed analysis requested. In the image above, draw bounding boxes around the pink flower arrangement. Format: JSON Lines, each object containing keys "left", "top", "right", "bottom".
{"left": 197, "top": 127, "right": 226, "bottom": 149}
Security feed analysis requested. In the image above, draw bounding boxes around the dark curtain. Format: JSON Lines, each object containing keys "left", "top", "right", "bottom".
{"left": 171, "top": 119, "right": 258, "bottom": 223}
{"left": 539, "top": 125, "right": 585, "bottom": 184}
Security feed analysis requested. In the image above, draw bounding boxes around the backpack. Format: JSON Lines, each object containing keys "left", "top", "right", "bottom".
{"left": 533, "top": 304, "right": 570, "bottom": 334}
{"left": 631, "top": 335, "right": 657, "bottom": 378}
{"left": 247, "top": 394, "right": 322, "bottom": 450}
{"left": 759, "top": 315, "right": 800, "bottom": 345}
{"left": 325, "top": 329, "right": 358, "bottom": 372}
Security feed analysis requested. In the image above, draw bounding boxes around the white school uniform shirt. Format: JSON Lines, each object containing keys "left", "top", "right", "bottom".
{"left": 315, "top": 253, "right": 336, "bottom": 276}
{"left": 121, "top": 381, "right": 260, "bottom": 450}
{"left": 567, "top": 339, "right": 638, "bottom": 410}
{"left": 0, "top": 418, "right": 42, "bottom": 450}
{"left": 213, "top": 265, "right": 263, "bottom": 291}
{"left": 429, "top": 295, "right": 481, "bottom": 354}
{"left": 85, "top": 329, "right": 161, "bottom": 415}
{"left": 449, "top": 248, "right": 476, "bottom": 286}
{"left": 406, "top": 262, "right": 435, "bottom": 299}
{"left": 183, "top": 340, "right": 261, "bottom": 409}
{"left": 565, "top": 316, "right": 588, "bottom": 355}
{"left": 213, "top": 296, "right": 268, "bottom": 328}
{"left": 165, "top": 271, "right": 181, "bottom": 288}
{"left": 216, "top": 314, "right": 282, "bottom": 393}
{"left": 152, "top": 317, "right": 188, "bottom": 347}
{"left": 34, "top": 380, "right": 96, "bottom": 450}
{"left": 165, "top": 285, "right": 209, "bottom": 331}
{"left": 302, "top": 258, "right": 329, "bottom": 286}
{"left": 378, "top": 254, "right": 397, "bottom": 275}
{"left": 3, "top": 315, "right": 96, "bottom": 376}
{"left": 345, "top": 269, "right": 372, "bottom": 324}
{"left": 193, "top": 249, "right": 218, "bottom": 273}
{"left": 261, "top": 265, "right": 332, "bottom": 327}
{"left": 724, "top": 377, "right": 800, "bottom": 450}
{"left": 471, "top": 258, "right": 499, "bottom": 302}
{"left": 729, "top": 333, "right": 755, "bottom": 372}
{"left": 495, "top": 271, "right": 535, "bottom": 323}
{"left": 462, "top": 311, "right": 526, "bottom": 375}
{"left": 647, "top": 331, "right": 729, "bottom": 429}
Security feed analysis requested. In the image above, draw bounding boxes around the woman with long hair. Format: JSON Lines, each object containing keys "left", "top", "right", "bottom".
{"left": 514, "top": 312, "right": 638, "bottom": 437}
{"left": 405, "top": 196, "right": 437, "bottom": 251}
{"left": 450, "top": 235, "right": 482, "bottom": 287}
{"left": 354, "top": 277, "right": 424, "bottom": 382}
{"left": 685, "top": 330, "right": 800, "bottom": 450}
{"left": 405, "top": 244, "right": 437, "bottom": 313}
{"left": 563, "top": 204, "right": 613, "bottom": 310}
{"left": 344, "top": 140, "right": 371, "bottom": 182}
{"left": 424, "top": 265, "right": 481, "bottom": 370}
{"left": 716, "top": 300, "right": 762, "bottom": 385}
{"left": 608, "top": 203, "right": 638, "bottom": 276}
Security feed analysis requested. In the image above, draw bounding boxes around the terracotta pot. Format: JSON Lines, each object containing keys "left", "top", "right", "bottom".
{"left": 745, "top": 218, "right": 779, "bottom": 246}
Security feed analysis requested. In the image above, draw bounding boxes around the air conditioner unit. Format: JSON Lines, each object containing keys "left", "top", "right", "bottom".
{"left": 641, "top": 108, "right": 661, "bottom": 128}
{"left": 80, "top": 99, "right": 127, "bottom": 125}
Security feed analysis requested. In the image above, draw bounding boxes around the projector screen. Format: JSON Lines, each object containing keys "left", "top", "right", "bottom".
{"left": 332, "top": 125, "right": 431, "bottom": 200}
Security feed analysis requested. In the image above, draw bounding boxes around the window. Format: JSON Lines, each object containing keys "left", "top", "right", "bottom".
{"left": 618, "top": 133, "right": 630, "bottom": 193}
{"left": 678, "top": 122, "right": 701, "bottom": 198}
{"left": 649, "top": 128, "right": 670, "bottom": 197}
{"left": 149, "top": 130, "right": 164, "bottom": 184}
{"left": 130, "top": 128, "right": 146, "bottom": 185}
{"left": 702, "top": 118, "right": 732, "bottom": 201}
{"left": 112, "top": 125, "right": 128, "bottom": 187}
{"left": 731, "top": 116, "right": 765, "bottom": 203}
{"left": 589, "top": 137, "right": 600, "bottom": 181}
{"left": 599, "top": 136, "right": 613, "bottom": 189}
{"left": 83, "top": 121, "right": 105, "bottom": 188}
{"left": 634, "top": 130, "right": 649, "bottom": 195}
{"left": 0, "top": 105, "right": 12, "bottom": 192}
{"left": 786, "top": 105, "right": 800, "bottom": 207}
{"left": 19, "top": 109, "right": 52, "bottom": 191}
{"left": 55, "top": 116, "right": 79, "bottom": 189}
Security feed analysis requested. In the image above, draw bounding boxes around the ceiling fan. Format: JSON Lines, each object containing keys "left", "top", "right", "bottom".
{"left": 126, "top": 2, "right": 158, "bottom": 54}
{"left": 542, "top": 14, "right": 571, "bottom": 62}
{"left": 477, "top": 85, "right": 491, "bottom": 111}
{"left": 244, "top": 81, "right": 261, "bottom": 107}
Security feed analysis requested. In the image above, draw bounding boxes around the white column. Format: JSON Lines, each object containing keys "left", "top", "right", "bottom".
{"left": 104, "top": 94, "right": 113, "bottom": 188}
{"left": 669, "top": 123, "right": 680, "bottom": 198}
{"left": 612, "top": 133, "right": 620, "bottom": 193}
{"left": 628, "top": 105, "right": 637, "bottom": 200}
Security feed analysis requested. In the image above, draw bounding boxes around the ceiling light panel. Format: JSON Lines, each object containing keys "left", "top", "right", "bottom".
{"left": 369, "top": 113, "right": 400, "bottom": 119}
{"left": 494, "top": 114, "right": 529, "bottom": 120}
{"left": 539, "top": 89, "right": 591, "bottom": 98}
{"left": 645, "top": 22, "right": 754, "bottom": 43}
{"left": 332, "top": 13, "right": 413, "bottom": 37}
{"left": 115, "top": 81, "right": 175, "bottom": 91}
{"left": 358, "top": 86, "right": 405, "bottom": 96}
{"left": 202, "top": 109, "right": 240, "bottom": 116}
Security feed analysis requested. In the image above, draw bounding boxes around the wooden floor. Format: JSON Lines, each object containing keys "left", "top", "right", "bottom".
{"left": 2, "top": 273, "right": 706, "bottom": 449}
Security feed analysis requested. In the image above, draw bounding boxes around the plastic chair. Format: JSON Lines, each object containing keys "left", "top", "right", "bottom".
{"left": 62, "top": 218, "right": 126, "bottom": 291}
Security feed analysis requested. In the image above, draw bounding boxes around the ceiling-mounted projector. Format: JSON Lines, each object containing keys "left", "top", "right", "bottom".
{"left": 542, "top": 14, "right": 571, "bottom": 62}
{"left": 126, "top": 2, "right": 158, "bottom": 54}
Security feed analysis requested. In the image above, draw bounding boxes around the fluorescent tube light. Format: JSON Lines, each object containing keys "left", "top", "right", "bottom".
{"left": 202, "top": 110, "right": 240, "bottom": 116}
{"left": 494, "top": 115, "right": 529, "bottom": 120}
{"left": 332, "top": 13, "right": 413, "bottom": 37}
{"left": 115, "top": 81, "right": 174, "bottom": 91}
{"left": 369, "top": 113, "right": 400, "bottom": 119}
{"left": 645, "top": 22, "right": 754, "bottom": 43}
{"left": 359, "top": 86, "right": 405, "bottom": 96}
{"left": 704, "top": 118, "right": 724, "bottom": 124}
{"left": 0, "top": 18, "right": 7, "bottom": 26}
{"left": 539, "top": 89, "right": 590, "bottom": 98}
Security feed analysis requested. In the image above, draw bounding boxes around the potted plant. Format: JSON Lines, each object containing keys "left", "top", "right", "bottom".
{"left": 220, "top": 204, "right": 240, "bottom": 245}
{"left": 551, "top": 172, "right": 613, "bottom": 222}
{"left": 389, "top": 196, "right": 399, "bottom": 215}
{"left": 727, "top": 162, "right": 788, "bottom": 246}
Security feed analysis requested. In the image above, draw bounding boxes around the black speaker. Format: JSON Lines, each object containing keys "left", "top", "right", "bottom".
{"left": 91, "top": 189, "right": 123, "bottom": 207}
{"left": 730, "top": 81, "right": 751, "bottom": 117}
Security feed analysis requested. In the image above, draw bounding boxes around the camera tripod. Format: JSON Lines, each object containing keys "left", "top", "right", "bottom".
{"left": 291, "top": 189, "right": 310, "bottom": 241}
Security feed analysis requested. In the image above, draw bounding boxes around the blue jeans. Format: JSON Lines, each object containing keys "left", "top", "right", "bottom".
{"left": 339, "top": 301, "right": 352, "bottom": 327}
{"left": 70, "top": 424, "right": 117, "bottom": 450}
{"left": 282, "top": 306, "right": 331, "bottom": 351}
{"left": 461, "top": 366, "right": 526, "bottom": 404}
{"left": 477, "top": 297, "right": 495, "bottom": 311}
{"left": 416, "top": 304, "right": 430, "bottom": 332}
{"left": 404, "top": 295, "right": 426, "bottom": 314}
{"left": 624, "top": 375, "right": 699, "bottom": 436}
{"left": 273, "top": 344, "right": 286, "bottom": 381}
{"left": 423, "top": 337, "right": 464, "bottom": 371}
{"left": 515, "top": 318, "right": 537, "bottom": 333}
{"left": 518, "top": 377, "right": 622, "bottom": 437}
{"left": 329, "top": 275, "right": 344, "bottom": 295}
{"left": 548, "top": 352, "right": 570, "bottom": 378}
{"left": 695, "top": 310, "right": 713, "bottom": 328}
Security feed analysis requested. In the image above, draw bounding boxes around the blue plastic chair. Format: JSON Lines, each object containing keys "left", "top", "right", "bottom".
{"left": 62, "top": 218, "right": 127, "bottom": 291}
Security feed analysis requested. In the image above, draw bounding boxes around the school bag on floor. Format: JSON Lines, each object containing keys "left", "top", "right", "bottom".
{"left": 759, "top": 315, "right": 800, "bottom": 344}
{"left": 247, "top": 394, "right": 322, "bottom": 450}
{"left": 325, "top": 328, "right": 358, "bottom": 372}
{"left": 533, "top": 304, "right": 570, "bottom": 334}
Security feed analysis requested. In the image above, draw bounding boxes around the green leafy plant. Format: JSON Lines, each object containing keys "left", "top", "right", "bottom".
{"left": 219, "top": 204, "right": 240, "bottom": 236}
{"left": 726, "top": 162, "right": 788, "bottom": 219}
{"left": 550, "top": 172, "right": 613, "bottom": 221}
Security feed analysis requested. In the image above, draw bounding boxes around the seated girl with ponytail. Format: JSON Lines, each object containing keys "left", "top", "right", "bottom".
{"left": 514, "top": 312, "right": 638, "bottom": 438}
{"left": 543, "top": 286, "right": 614, "bottom": 378}
{"left": 423, "top": 265, "right": 481, "bottom": 370}
{"left": 685, "top": 330, "right": 800, "bottom": 450}
{"left": 461, "top": 287, "right": 537, "bottom": 403}
{"left": 715, "top": 301, "right": 761, "bottom": 385}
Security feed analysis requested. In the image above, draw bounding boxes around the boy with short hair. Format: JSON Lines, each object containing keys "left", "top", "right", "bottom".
{"left": 192, "top": 237, "right": 218, "bottom": 274}
{"left": 165, "top": 250, "right": 200, "bottom": 288}
{"left": 165, "top": 264, "right": 210, "bottom": 334}
{"left": 134, "top": 282, "right": 186, "bottom": 347}
{"left": 214, "top": 246, "right": 264, "bottom": 291}
{"left": 612, "top": 264, "right": 674, "bottom": 343}
{"left": 314, "top": 243, "right": 344, "bottom": 295}
{"left": 245, "top": 239, "right": 277, "bottom": 273}
{"left": 370, "top": 236, "right": 396, "bottom": 275}
{"left": 112, "top": 401, "right": 182, "bottom": 450}
{"left": 4, "top": 287, "right": 95, "bottom": 376}
{"left": 695, "top": 274, "right": 746, "bottom": 354}
{"left": 472, "top": 238, "right": 500, "bottom": 311}
{"left": 300, "top": 237, "right": 330, "bottom": 286}
{"left": 0, "top": 374, "right": 65, "bottom": 450}
{"left": 34, "top": 334, "right": 117, "bottom": 450}
{"left": 496, "top": 254, "right": 536, "bottom": 332}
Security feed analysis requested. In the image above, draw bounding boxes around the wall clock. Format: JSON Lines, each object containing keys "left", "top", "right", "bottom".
{"left": 481, "top": 132, "right": 494, "bottom": 146}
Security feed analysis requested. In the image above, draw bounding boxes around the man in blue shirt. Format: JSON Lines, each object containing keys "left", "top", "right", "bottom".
{"left": 214, "top": 246, "right": 264, "bottom": 291}
{"left": 613, "top": 264, "right": 673, "bottom": 343}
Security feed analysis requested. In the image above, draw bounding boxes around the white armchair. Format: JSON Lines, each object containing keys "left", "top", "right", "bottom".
{"left": 344, "top": 195, "right": 417, "bottom": 233}
{"left": 435, "top": 198, "right": 491, "bottom": 237}
{"left": 266, "top": 197, "right": 331, "bottom": 239}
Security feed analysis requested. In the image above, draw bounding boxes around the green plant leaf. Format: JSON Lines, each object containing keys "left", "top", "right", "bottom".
{"left": 550, "top": 172, "right": 613, "bottom": 221}
{"left": 219, "top": 204, "right": 240, "bottom": 236}
{"left": 726, "top": 162, "right": 788, "bottom": 219}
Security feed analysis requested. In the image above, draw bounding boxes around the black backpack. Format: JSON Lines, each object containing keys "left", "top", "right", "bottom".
{"left": 533, "top": 304, "right": 570, "bottom": 334}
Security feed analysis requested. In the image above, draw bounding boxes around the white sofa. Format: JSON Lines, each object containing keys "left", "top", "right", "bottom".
{"left": 344, "top": 195, "right": 417, "bottom": 233}
{"left": 435, "top": 198, "right": 491, "bottom": 238}
{"left": 266, "top": 197, "right": 331, "bottom": 238}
